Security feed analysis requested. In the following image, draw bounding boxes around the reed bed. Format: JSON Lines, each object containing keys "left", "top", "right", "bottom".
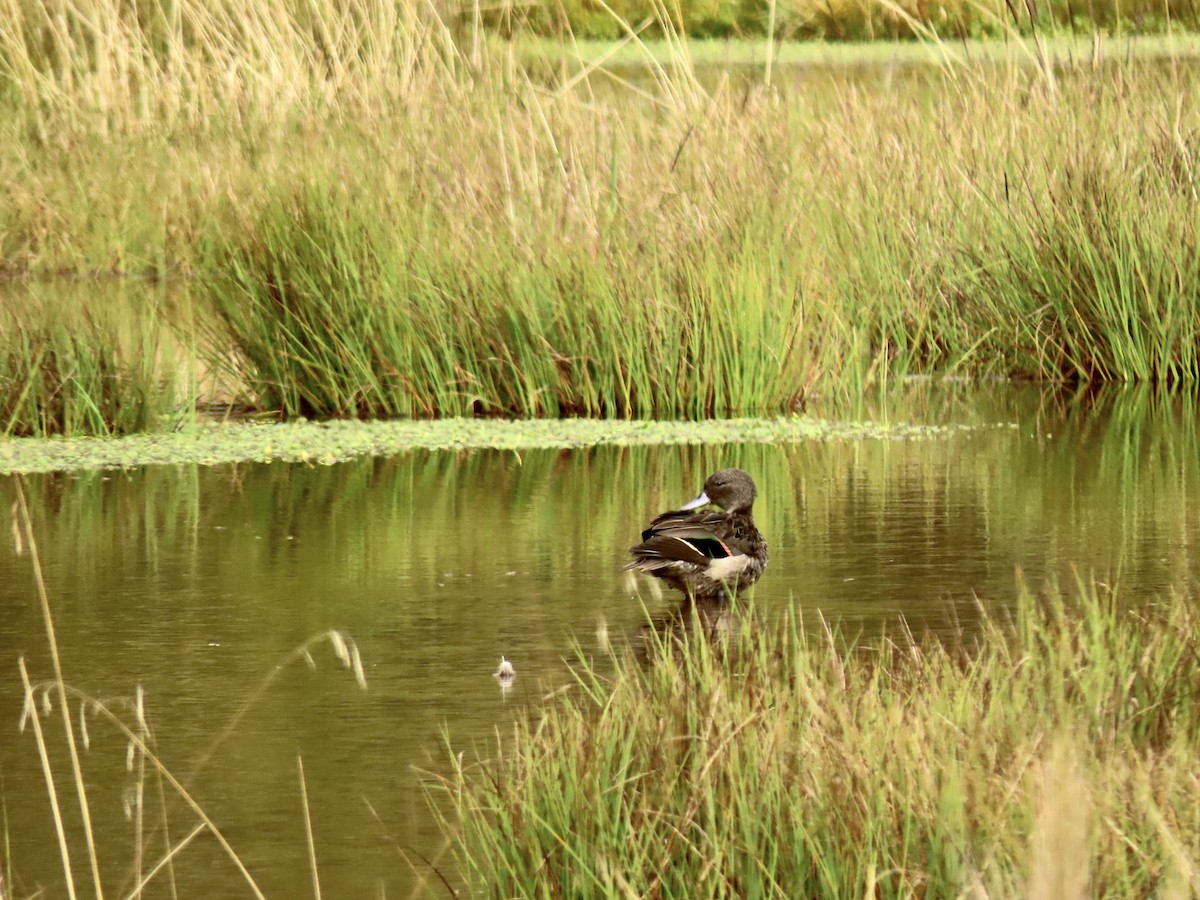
{"left": 438, "top": 578, "right": 1200, "bottom": 897}
{"left": 5, "top": 0, "right": 1200, "bottom": 430}
{"left": 200, "top": 56, "right": 1200, "bottom": 417}
{"left": 0, "top": 282, "right": 191, "bottom": 436}
{"left": 205, "top": 174, "right": 809, "bottom": 418}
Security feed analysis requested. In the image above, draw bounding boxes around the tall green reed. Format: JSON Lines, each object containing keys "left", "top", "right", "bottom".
{"left": 16, "top": 88, "right": 1200, "bottom": 426}
{"left": 959, "top": 152, "right": 1200, "bottom": 383}
{"left": 204, "top": 175, "right": 810, "bottom": 419}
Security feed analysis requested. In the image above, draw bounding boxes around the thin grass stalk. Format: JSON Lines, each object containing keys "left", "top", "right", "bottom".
{"left": 132, "top": 688, "right": 145, "bottom": 899}
{"left": 17, "top": 656, "right": 78, "bottom": 900}
{"left": 298, "top": 757, "right": 322, "bottom": 900}
{"left": 765, "top": 0, "right": 777, "bottom": 87}
{"left": 117, "top": 824, "right": 206, "bottom": 900}
{"left": 177, "top": 631, "right": 365, "bottom": 786}
{"left": 393, "top": 827, "right": 457, "bottom": 900}
{"left": 1, "top": 793, "right": 10, "bottom": 898}
{"left": 13, "top": 481, "right": 105, "bottom": 899}
{"left": 123, "top": 683, "right": 167, "bottom": 900}
{"left": 33, "top": 683, "right": 271, "bottom": 899}
{"left": 147, "top": 729, "right": 182, "bottom": 900}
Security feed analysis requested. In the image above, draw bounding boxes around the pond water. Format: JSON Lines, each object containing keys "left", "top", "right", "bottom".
{"left": 1, "top": 385, "right": 1198, "bottom": 897}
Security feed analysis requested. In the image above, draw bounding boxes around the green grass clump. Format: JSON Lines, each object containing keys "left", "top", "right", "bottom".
{"left": 191, "top": 49, "right": 1200, "bottom": 420}
{"left": 205, "top": 176, "right": 808, "bottom": 419}
{"left": 955, "top": 152, "right": 1200, "bottom": 383}
{"left": 0, "top": 284, "right": 188, "bottom": 436}
{"left": 439, "top": 580, "right": 1200, "bottom": 896}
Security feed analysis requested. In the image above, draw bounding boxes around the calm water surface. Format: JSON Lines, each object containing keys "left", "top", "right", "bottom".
{"left": 1, "top": 386, "right": 1198, "bottom": 897}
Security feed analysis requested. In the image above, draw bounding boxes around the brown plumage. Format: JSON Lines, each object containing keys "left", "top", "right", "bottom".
{"left": 625, "top": 468, "right": 768, "bottom": 600}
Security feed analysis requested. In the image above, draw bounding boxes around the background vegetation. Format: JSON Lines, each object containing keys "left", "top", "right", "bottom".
{"left": 4, "top": 2, "right": 1200, "bottom": 435}
{"left": 7, "top": 5, "right": 1200, "bottom": 893}
{"left": 500, "top": 0, "right": 1198, "bottom": 38}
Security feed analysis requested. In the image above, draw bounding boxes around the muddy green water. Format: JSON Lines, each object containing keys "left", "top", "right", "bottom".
{"left": 1, "top": 386, "right": 1198, "bottom": 897}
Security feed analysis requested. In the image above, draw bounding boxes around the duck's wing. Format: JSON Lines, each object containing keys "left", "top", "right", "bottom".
{"left": 639, "top": 509, "right": 725, "bottom": 540}
{"left": 630, "top": 510, "right": 734, "bottom": 565}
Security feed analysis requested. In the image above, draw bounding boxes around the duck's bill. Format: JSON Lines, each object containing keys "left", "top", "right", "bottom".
{"left": 680, "top": 491, "right": 710, "bottom": 511}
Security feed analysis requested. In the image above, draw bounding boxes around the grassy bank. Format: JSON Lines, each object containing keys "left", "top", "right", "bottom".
{"left": 438, "top": 578, "right": 1200, "bottom": 896}
{"left": 491, "top": 0, "right": 1200, "bottom": 39}
{"left": 5, "top": 3, "right": 1200, "bottom": 433}
{"left": 527, "top": 33, "right": 1200, "bottom": 66}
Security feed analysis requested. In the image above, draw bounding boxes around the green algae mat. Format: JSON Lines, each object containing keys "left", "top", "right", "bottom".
{"left": 0, "top": 418, "right": 996, "bottom": 474}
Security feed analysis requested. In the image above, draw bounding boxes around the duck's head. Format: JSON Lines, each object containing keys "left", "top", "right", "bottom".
{"left": 680, "top": 468, "right": 758, "bottom": 514}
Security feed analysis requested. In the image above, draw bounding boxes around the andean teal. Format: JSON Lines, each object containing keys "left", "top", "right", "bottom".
{"left": 625, "top": 468, "right": 768, "bottom": 600}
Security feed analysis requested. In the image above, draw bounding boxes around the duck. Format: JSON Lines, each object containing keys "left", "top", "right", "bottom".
{"left": 625, "top": 468, "right": 768, "bottom": 600}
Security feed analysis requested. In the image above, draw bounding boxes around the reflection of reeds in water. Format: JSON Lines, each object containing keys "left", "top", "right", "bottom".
{"left": 9, "top": 479, "right": 367, "bottom": 898}
{"left": 8, "top": 385, "right": 1200, "bottom": 623}
{"left": 439, "top": 577, "right": 1200, "bottom": 896}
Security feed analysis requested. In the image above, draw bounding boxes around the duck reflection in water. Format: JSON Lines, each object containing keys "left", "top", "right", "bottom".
{"left": 625, "top": 468, "right": 769, "bottom": 602}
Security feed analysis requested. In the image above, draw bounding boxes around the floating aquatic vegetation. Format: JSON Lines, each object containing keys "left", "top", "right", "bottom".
{"left": 0, "top": 417, "right": 1003, "bottom": 475}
